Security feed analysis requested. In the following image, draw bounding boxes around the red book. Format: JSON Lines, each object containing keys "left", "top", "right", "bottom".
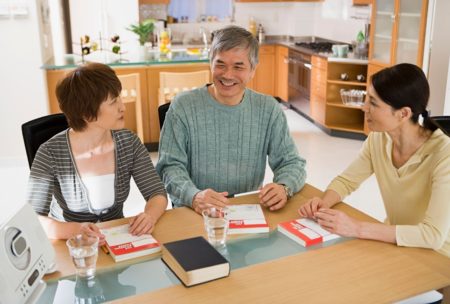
{"left": 277, "top": 218, "right": 340, "bottom": 247}
{"left": 226, "top": 204, "right": 269, "bottom": 234}
{"left": 102, "top": 224, "right": 161, "bottom": 262}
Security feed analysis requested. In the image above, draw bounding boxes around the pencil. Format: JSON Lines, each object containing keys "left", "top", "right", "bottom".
{"left": 101, "top": 245, "right": 109, "bottom": 255}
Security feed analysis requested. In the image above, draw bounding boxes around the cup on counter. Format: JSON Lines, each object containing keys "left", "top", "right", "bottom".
{"left": 332, "top": 44, "right": 349, "bottom": 58}
{"left": 67, "top": 234, "right": 99, "bottom": 279}
{"left": 202, "top": 207, "right": 228, "bottom": 247}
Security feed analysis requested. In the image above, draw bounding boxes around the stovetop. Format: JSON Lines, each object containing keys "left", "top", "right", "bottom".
{"left": 294, "top": 42, "right": 334, "bottom": 53}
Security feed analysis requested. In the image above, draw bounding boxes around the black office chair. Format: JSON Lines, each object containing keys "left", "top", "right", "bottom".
{"left": 158, "top": 102, "right": 171, "bottom": 130}
{"left": 431, "top": 116, "right": 450, "bottom": 136}
{"left": 22, "top": 113, "right": 69, "bottom": 168}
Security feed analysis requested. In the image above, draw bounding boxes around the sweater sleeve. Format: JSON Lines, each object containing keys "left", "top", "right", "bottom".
{"left": 130, "top": 133, "right": 166, "bottom": 201}
{"left": 396, "top": 152, "right": 450, "bottom": 252}
{"left": 26, "top": 144, "right": 55, "bottom": 216}
{"left": 327, "top": 133, "right": 375, "bottom": 199}
{"left": 267, "top": 104, "right": 306, "bottom": 193}
{"left": 156, "top": 101, "right": 200, "bottom": 208}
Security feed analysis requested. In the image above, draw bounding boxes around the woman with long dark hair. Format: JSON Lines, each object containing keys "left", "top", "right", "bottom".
{"left": 299, "top": 63, "right": 450, "bottom": 257}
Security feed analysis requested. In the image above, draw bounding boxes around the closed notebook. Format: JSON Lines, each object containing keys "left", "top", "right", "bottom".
{"left": 277, "top": 218, "right": 340, "bottom": 247}
{"left": 162, "top": 236, "right": 230, "bottom": 287}
{"left": 226, "top": 204, "right": 269, "bottom": 234}
{"left": 102, "top": 224, "right": 161, "bottom": 262}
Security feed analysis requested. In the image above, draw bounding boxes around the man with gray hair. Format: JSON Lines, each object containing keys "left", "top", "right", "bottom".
{"left": 156, "top": 25, "right": 306, "bottom": 214}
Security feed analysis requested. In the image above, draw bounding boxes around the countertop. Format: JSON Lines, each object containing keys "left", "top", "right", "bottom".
{"left": 42, "top": 48, "right": 210, "bottom": 70}
{"left": 42, "top": 36, "right": 367, "bottom": 70}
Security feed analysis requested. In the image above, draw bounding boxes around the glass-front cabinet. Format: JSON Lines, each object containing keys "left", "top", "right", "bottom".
{"left": 369, "top": 0, "right": 428, "bottom": 67}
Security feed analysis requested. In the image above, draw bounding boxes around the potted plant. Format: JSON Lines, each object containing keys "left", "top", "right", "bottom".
{"left": 126, "top": 19, "right": 155, "bottom": 46}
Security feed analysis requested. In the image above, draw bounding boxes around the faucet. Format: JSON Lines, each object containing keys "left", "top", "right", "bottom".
{"left": 200, "top": 27, "right": 209, "bottom": 53}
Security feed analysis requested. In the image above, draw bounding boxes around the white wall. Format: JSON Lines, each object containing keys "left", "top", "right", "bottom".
{"left": 0, "top": 0, "right": 48, "bottom": 165}
{"left": 234, "top": 0, "right": 368, "bottom": 43}
{"left": 69, "top": 0, "right": 140, "bottom": 55}
{"left": 427, "top": 0, "right": 450, "bottom": 116}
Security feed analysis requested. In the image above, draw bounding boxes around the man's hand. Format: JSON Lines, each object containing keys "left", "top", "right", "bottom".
{"left": 129, "top": 212, "right": 156, "bottom": 236}
{"left": 192, "top": 189, "right": 229, "bottom": 214}
{"left": 259, "top": 183, "right": 287, "bottom": 211}
{"left": 79, "top": 223, "right": 105, "bottom": 246}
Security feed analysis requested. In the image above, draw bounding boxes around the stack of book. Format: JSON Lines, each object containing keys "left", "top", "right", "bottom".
{"left": 102, "top": 224, "right": 161, "bottom": 262}
{"left": 277, "top": 218, "right": 340, "bottom": 247}
{"left": 225, "top": 204, "right": 269, "bottom": 234}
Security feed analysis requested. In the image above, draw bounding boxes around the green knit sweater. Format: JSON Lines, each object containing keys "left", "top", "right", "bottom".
{"left": 156, "top": 85, "right": 306, "bottom": 208}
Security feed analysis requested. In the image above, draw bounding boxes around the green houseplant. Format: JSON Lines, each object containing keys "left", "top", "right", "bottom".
{"left": 126, "top": 19, "right": 155, "bottom": 46}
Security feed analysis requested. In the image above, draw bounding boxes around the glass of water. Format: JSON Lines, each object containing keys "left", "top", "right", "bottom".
{"left": 66, "top": 234, "right": 99, "bottom": 279}
{"left": 202, "top": 208, "right": 228, "bottom": 247}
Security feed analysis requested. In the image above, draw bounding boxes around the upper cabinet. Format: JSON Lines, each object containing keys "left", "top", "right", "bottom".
{"left": 139, "top": 0, "right": 169, "bottom": 4}
{"left": 353, "top": 0, "right": 372, "bottom": 5}
{"left": 236, "top": 1, "right": 322, "bottom": 2}
{"left": 369, "top": 0, "right": 429, "bottom": 67}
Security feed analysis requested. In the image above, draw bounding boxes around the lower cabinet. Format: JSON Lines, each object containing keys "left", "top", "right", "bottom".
{"left": 248, "top": 45, "right": 276, "bottom": 96}
{"left": 311, "top": 55, "right": 368, "bottom": 135}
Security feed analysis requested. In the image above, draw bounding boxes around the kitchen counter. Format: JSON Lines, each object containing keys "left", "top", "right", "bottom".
{"left": 263, "top": 36, "right": 368, "bottom": 64}
{"left": 42, "top": 49, "right": 209, "bottom": 70}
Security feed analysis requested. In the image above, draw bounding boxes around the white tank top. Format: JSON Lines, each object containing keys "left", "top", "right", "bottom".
{"left": 81, "top": 174, "right": 115, "bottom": 212}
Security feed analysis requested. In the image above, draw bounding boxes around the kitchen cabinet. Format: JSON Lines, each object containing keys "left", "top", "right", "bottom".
{"left": 310, "top": 55, "right": 368, "bottom": 134}
{"left": 310, "top": 56, "right": 327, "bottom": 125}
{"left": 275, "top": 45, "right": 289, "bottom": 101}
{"left": 139, "top": 0, "right": 169, "bottom": 4}
{"left": 248, "top": 45, "right": 276, "bottom": 96}
{"left": 45, "top": 63, "right": 210, "bottom": 147}
{"left": 369, "top": 0, "right": 428, "bottom": 68}
{"left": 236, "top": 0, "right": 322, "bottom": 2}
{"left": 353, "top": 0, "right": 372, "bottom": 5}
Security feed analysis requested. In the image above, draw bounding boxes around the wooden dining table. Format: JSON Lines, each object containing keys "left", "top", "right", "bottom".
{"left": 44, "top": 184, "right": 450, "bottom": 303}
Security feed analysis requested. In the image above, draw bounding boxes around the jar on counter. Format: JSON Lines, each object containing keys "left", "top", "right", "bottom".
{"left": 257, "top": 24, "right": 265, "bottom": 43}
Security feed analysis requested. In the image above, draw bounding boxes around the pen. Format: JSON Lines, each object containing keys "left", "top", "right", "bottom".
{"left": 101, "top": 245, "right": 109, "bottom": 255}
{"left": 226, "top": 190, "right": 260, "bottom": 198}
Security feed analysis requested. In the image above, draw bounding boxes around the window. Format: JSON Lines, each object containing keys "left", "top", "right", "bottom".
{"left": 168, "top": 0, "right": 233, "bottom": 23}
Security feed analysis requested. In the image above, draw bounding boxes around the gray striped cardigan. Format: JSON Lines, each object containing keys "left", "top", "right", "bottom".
{"left": 27, "top": 129, "right": 166, "bottom": 222}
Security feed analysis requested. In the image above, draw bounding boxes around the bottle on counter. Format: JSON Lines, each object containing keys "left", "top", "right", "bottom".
{"left": 257, "top": 24, "right": 265, "bottom": 43}
{"left": 248, "top": 17, "right": 257, "bottom": 37}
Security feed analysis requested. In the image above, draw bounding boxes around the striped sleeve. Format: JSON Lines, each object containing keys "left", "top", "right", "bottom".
{"left": 129, "top": 133, "right": 167, "bottom": 202}
{"left": 27, "top": 143, "right": 55, "bottom": 216}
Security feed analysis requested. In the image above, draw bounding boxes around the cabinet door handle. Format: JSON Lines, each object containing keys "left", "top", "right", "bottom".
{"left": 283, "top": 57, "right": 289, "bottom": 64}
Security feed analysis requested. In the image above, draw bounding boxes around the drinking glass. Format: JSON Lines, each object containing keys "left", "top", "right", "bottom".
{"left": 66, "top": 234, "right": 99, "bottom": 279}
{"left": 202, "top": 208, "right": 228, "bottom": 247}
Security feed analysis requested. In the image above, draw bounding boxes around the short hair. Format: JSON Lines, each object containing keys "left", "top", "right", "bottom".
{"left": 371, "top": 63, "right": 437, "bottom": 132}
{"left": 56, "top": 63, "right": 122, "bottom": 131}
{"left": 209, "top": 25, "right": 259, "bottom": 70}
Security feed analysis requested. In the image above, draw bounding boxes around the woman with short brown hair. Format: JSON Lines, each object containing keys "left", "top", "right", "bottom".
{"left": 27, "top": 63, "right": 167, "bottom": 243}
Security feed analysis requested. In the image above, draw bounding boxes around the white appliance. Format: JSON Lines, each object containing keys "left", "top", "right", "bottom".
{"left": 0, "top": 204, "right": 55, "bottom": 304}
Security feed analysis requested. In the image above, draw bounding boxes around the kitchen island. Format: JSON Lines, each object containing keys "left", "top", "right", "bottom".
{"left": 43, "top": 49, "right": 210, "bottom": 149}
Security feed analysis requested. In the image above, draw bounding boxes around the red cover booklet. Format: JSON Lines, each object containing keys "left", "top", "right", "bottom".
{"left": 225, "top": 204, "right": 269, "bottom": 234}
{"left": 102, "top": 224, "right": 161, "bottom": 262}
{"left": 277, "top": 218, "right": 340, "bottom": 247}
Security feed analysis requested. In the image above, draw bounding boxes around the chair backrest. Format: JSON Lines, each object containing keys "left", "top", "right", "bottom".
{"left": 158, "top": 102, "right": 171, "bottom": 130}
{"left": 22, "top": 113, "right": 69, "bottom": 168}
{"left": 431, "top": 116, "right": 450, "bottom": 136}
{"left": 158, "top": 70, "right": 210, "bottom": 106}
{"left": 118, "top": 73, "right": 144, "bottom": 142}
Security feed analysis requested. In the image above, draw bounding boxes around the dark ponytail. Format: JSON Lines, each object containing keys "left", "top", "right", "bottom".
{"left": 371, "top": 63, "right": 438, "bottom": 132}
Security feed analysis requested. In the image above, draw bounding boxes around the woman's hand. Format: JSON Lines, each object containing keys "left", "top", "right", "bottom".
{"left": 314, "top": 208, "right": 360, "bottom": 238}
{"left": 298, "top": 197, "right": 329, "bottom": 219}
{"left": 79, "top": 222, "right": 105, "bottom": 246}
{"left": 129, "top": 212, "right": 156, "bottom": 236}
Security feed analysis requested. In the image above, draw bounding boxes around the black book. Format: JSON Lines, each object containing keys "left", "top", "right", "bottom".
{"left": 161, "top": 236, "right": 230, "bottom": 287}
